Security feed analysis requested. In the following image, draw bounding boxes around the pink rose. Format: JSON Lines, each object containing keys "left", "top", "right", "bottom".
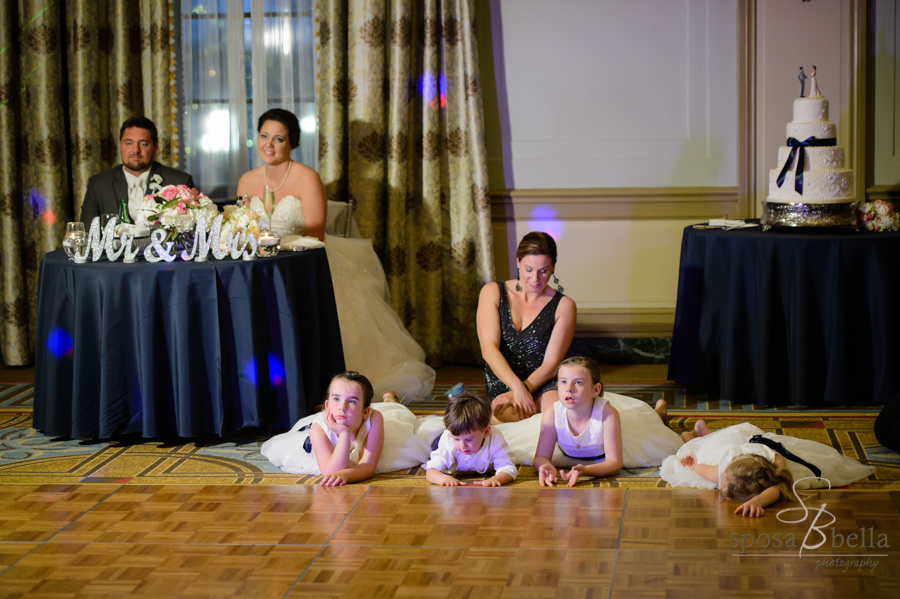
{"left": 161, "top": 187, "right": 178, "bottom": 200}
{"left": 175, "top": 202, "right": 188, "bottom": 215}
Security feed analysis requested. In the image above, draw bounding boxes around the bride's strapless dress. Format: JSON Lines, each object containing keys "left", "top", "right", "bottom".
{"left": 250, "top": 196, "right": 435, "bottom": 402}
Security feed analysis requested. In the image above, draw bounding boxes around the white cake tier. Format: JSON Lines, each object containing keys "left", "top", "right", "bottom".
{"left": 793, "top": 97, "right": 829, "bottom": 122}
{"left": 767, "top": 168, "right": 854, "bottom": 203}
{"left": 786, "top": 121, "right": 836, "bottom": 140}
{"left": 776, "top": 146, "right": 845, "bottom": 171}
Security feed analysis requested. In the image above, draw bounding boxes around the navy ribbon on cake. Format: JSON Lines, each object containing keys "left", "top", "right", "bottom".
{"left": 776, "top": 136, "right": 837, "bottom": 195}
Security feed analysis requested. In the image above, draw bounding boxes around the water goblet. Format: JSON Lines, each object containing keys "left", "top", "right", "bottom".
{"left": 62, "top": 222, "right": 86, "bottom": 261}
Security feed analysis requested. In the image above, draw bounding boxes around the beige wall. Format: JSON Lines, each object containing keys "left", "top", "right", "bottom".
{"left": 871, "top": 0, "right": 900, "bottom": 190}
{"left": 477, "top": 1, "right": 739, "bottom": 335}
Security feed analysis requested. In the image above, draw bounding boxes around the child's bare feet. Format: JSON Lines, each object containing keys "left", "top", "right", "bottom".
{"left": 654, "top": 399, "right": 668, "bottom": 422}
{"left": 681, "top": 419, "right": 710, "bottom": 443}
{"left": 382, "top": 391, "right": 402, "bottom": 403}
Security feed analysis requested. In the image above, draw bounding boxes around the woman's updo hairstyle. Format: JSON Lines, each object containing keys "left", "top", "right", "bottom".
{"left": 516, "top": 232, "right": 558, "bottom": 266}
{"left": 257, "top": 108, "right": 301, "bottom": 149}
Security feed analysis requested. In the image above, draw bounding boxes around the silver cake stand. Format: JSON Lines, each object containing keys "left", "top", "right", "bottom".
{"left": 761, "top": 200, "right": 858, "bottom": 231}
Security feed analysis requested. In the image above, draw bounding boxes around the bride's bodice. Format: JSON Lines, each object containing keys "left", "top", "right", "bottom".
{"left": 250, "top": 195, "right": 305, "bottom": 239}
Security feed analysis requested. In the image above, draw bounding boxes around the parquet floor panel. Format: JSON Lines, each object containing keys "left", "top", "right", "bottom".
{"left": 51, "top": 484, "right": 368, "bottom": 546}
{"left": 329, "top": 487, "right": 625, "bottom": 549}
{"left": 0, "top": 542, "right": 321, "bottom": 598}
{"left": 0, "top": 484, "right": 120, "bottom": 543}
{"left": 611, "top": 547, "right": 900, "bottom": 598}
{"left": 288, "top": 546, "right": 616, "bottom": 599}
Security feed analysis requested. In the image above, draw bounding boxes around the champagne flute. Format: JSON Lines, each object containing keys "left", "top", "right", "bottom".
{"left": 263, "top": 185, "right": 275, "bottom": 218}
{"left": 62, "top": 222, "right": 86, "bottom": 260}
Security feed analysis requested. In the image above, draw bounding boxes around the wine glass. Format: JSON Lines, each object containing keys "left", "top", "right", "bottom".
{"left": 100, "top": 213, "right": 117, "bottom": 229}
{"left": 62, "top": 222, "right": 86, "bottom": 261}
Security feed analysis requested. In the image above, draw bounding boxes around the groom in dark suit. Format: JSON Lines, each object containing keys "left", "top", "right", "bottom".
{"left": 80, "top": 117, "right": 195, "bottom": 226}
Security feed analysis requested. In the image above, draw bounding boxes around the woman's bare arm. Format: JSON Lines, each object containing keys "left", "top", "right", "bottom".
{"left": 292, "top": 165, "right": 327, "bottom": 241}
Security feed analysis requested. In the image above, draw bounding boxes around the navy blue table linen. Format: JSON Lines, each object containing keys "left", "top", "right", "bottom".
{"left": 34, "top": 249, "right": 345, "bottom": 438}
{"left": 668, "top": 224, "right": 900, "bottom": 406}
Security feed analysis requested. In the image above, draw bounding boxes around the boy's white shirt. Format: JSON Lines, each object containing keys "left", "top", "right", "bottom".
{"left": 424, "top": 428, "right": 518, "bottom": 480}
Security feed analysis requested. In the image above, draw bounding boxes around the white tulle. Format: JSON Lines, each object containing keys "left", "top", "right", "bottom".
{"left": 261, "top": 402, "right": 436, "bottom": 475}
{"left": 496, "top": 392, "right": 683, "bottom": 469}
{"left": 250, "top": 196, "right": 435, "bottom": 401}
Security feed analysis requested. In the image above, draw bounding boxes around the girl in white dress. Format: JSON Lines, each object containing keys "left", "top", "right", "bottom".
{"left": 261, "top": 371, "right": 434, "bottom": 480}
{"left": 260, "top": 371, "right": 383, "bottom": 485}
{"left": 530, "top": 356, "right": 683, "bottom": 487}
{"left": 236, "top": 108, "right": 435, "bottom": 402}
{"left": 661, "top": 421, "right": 876, "bottom": 517}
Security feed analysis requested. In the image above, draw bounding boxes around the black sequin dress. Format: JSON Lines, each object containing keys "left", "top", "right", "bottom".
{"left": 485, "top": 281, "right": 564, "bottom": 400}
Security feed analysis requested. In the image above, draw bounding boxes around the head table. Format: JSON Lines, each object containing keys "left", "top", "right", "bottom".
{"left": 668, "top": 223, "right": 900, "bottom": 407}
{"left": 34, "top": 248, "right": 345, "bottom": 438}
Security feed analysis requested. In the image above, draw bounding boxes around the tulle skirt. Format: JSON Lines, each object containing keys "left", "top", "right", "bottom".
{"left": 497, "top": 392, "right": 683, "bottom": 469}
{"left": 261, "top": 402, "right": 438, "bottom": 475}
{"left": 325, "top": 235, "right": 435, "bottom": 402}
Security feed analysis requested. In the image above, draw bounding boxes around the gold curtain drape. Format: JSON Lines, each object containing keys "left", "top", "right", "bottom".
{"left": 0, "top": 0, "right": 175, "bottom": 366}
{"left": 317, "top": 0, "right": 493, "bottom": 367}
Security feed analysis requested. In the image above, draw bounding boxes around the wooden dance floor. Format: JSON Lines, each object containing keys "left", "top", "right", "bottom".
{"left": 1, "top": 484, "right": 899, "bottom": 597}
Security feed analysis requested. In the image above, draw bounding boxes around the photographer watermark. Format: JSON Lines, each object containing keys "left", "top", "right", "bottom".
{"left": 730, "top": 477, "right": 889, "bottom": 567}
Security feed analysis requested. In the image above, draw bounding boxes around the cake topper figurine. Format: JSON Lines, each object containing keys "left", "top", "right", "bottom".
{"left": 798, "top": 67, "right": 807, "bottom": 97}
{"left": 808, "top": 65, "right": 820, "bottom": 97}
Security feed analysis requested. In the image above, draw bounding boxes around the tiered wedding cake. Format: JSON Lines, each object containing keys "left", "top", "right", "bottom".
{"left": 762, "top": 74, "right": 857, "bottom": 228}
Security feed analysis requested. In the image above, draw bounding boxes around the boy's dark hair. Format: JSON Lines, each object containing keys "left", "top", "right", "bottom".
{"left": 443, "top": 393, "right": 492, "bottom": 436}
{"left": 119, "top": 117, "right": 158, "bottom": 144}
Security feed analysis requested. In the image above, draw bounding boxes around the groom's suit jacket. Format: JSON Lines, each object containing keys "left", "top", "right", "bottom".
{"left": 80, "top": 161, "right": 195, "bottom": 226}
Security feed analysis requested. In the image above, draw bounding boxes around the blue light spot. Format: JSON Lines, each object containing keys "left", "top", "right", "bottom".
{"left": 530, "top": 206, "right": 556, "bottom": 220}
{"left": 46, "top": 327, "right": 73, "bottom": 358}
{"left": 243, "top": 358, "right": 258, "bottom": 387}
{"left": 268, "top": 353, "right": 286, "bottom": 387}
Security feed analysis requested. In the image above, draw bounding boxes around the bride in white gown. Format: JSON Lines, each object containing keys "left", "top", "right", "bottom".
{"left": 237, "top": 109, "right": 435, "bottom": 402}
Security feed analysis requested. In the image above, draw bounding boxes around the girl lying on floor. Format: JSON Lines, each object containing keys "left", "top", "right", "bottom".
{"left": 497, "top": 356, "right": 684, "bottom": 486}
{"left": 660, "top": 421, "right": 876, "bottom": 517}
{"left": 260, "top": 371, "right": 434, "bottom": 485}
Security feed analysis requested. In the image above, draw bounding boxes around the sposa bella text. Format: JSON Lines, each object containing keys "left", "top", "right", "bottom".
{"left": 731, "top": 527, "right": 889, "bottom": 554}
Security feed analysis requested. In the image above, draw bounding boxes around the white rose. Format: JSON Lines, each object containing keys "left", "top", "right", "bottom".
{"left": 877, "top": 215, "right": 899, "bottom": 231}
{"left": 875, "top": 203, "right": 891, "bottom": 216}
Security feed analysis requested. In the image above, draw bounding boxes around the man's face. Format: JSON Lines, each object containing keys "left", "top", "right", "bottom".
{"left": 119, "top": 127, "right": 157, "bottom": 175}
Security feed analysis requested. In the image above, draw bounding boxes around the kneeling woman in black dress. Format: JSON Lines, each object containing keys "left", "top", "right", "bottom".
{"left": 476, "top": 232, "right": 576, "bottom": 424}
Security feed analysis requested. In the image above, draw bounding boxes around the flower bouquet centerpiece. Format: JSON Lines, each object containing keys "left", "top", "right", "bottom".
{"left": 136, "top": 184, "right": 220, "bottom": 255}
{"left": 219, "top": 204, "right": 263, "bottom": 251}
{"left": 857, "top": 200, "right": 900, "bottom": 232}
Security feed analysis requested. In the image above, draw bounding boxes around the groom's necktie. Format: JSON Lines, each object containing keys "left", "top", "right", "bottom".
{"left": 748, "top": 435, "right": 821, "bottom": 478}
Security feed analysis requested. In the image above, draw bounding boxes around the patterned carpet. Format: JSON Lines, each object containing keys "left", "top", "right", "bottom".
{"left": 2, "top": 381, "right": 897, "bottom": 489}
